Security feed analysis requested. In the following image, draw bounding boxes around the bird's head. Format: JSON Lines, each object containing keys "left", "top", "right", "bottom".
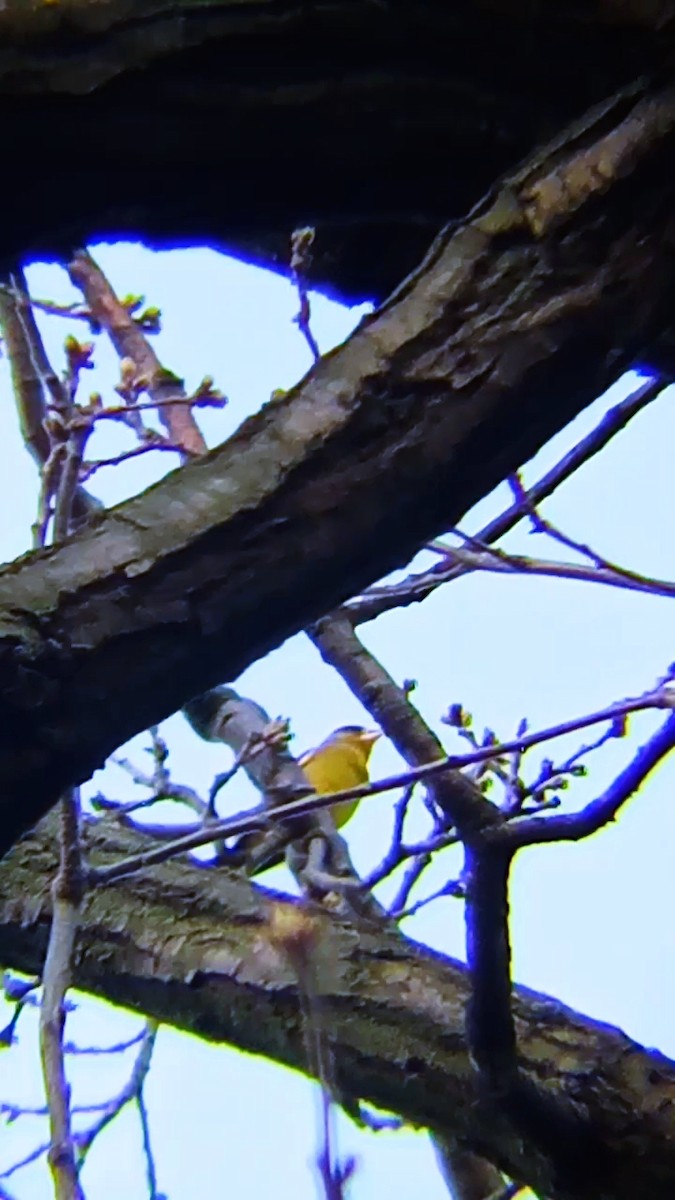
{"left": 331, "top": 725, "right": 381, "bottom": 760}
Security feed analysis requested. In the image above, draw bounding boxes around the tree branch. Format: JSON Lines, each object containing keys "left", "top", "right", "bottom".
{"left": 1, "top": 816, "right": 675, "bottom": 1200}
{"left": 1, "top": 1, "right": 674, "bottom": 301}
{"left": 346, "top": 374, "right": 668, "bottom": 624}
{"left": 67, "top": 250, "right": 207, "bottom": 458}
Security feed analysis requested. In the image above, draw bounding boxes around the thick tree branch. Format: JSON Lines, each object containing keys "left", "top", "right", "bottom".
{"left": 1, "top": 816, "right": 674, "bottom": 1200}
{"left": 1, "top": 2, "right": 674, "bottom": 300}
{"left": 1, "top": 79, "right": 675, "bottom": 858}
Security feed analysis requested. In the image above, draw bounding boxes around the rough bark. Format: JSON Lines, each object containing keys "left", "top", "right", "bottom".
{"left": 1, "top": 78, "right": 675, "bottom": 860}
{"left": 2, "top": 1, "right": 674, "bottom": 299}
{"left": 1, "top": 815, "right": 674, "bottom": 1200}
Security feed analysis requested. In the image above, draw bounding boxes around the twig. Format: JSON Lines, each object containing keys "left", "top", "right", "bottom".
{"left": 388, "top": 853, "right": 435, "bottom": 917}
{"left": 0, "top": 272, "right": 67, "bottom": 462}
{"left": 0, "top": 1004, "right": 26, "bottom": 1048}
{"left": 75, "top": 1022, "right": 158, "bottom": 1162}
{"left": 2, "top": 1097, "right": 143, "bottom": 1121}
{"left": 508, "top": 471, "right": 670, "bottom": 588}
{"left": 26, "top": 290, "right": 160, "bottom": 336}
{"left": 64, "top": 1032, "right": 146, "bottom": 1056}
{"left": 421, "top": 542, "right": 675, "bottom": 602}
{"left": 362, "top": 825, "right": 457, "bottom": 892}
{"left": 136, "top": 1092, "right": 160, "bottom": 1200}
{"left": 92, "top": 389, "right": 226, "bottom": 422}
{"left": 359, "top": 785, "right": 417, "bottom": 888}
{"left": 23, "top": 296, "right": 95, "bottom": 326}
{"left": 386, "top": 796, "right": 562, "bottom": 919}
{"left": 207, "top": 726, "right": 295, "bottom": 815}
{"left": 79, "top": 439, "right": 183, "bottom": 480}
{"left": 0, "top": 1140, "right": 51, "bottom": 1181}
{"left": 496, "top": 710, "right": 675, "bottom": 849}
{"left": 504, "top": 718, "right": 528, "bottom": 811}
{"left": 395, "top": 875, "right": 466, "bottom": 920}
{"left": 522, "top": 724, "right": 615, "bottom": 808}
{"left": 53, "top": 419, "right": 93, "bottom": 544}
{"left": 108, "top": 731, "right": 211, "bottom": 821}
{"left": 290, "top": 227, "right": 320, "bottom": 361}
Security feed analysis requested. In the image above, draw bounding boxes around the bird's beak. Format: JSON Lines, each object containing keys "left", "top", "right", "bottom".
{"left": 362, "top": 730, "right": 381, "bottom": 746}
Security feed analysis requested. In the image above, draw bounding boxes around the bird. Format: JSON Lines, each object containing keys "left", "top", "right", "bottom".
{"left": 298, "top": 725, "right": 381, "bottom": 829}
{"left": 232, "top": 724, "right": 381, "bottom": 875}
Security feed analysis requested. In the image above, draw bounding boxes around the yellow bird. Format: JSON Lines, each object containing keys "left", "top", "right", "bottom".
{"left": 299, "top": 726, "right": 381, "bottom": 828}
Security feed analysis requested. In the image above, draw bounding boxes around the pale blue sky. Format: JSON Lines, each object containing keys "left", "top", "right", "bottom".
{"left": 1, "top": 244, "right": 674, "bottom": 1199}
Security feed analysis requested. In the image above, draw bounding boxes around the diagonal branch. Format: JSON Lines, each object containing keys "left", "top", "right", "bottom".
{"left": 66, "top": 250, "right": 208, "bottom": 458}
{"left": 346, "top": 374, "right": 668, "bottom": 624}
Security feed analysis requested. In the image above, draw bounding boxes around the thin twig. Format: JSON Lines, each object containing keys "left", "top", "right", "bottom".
{"left": 80, "top": 440, "right": 183, "bottom": 480}
{"left": 75, "top": 1022, "right": 158, "bottom": 1162}
{"left": 93, "top": 390, "right": 226, "bottom": 422}
{"left": 64, "top": 1032, "right": 146, "bottom": 1056}
{"left": 0, "top": 1139, "right": 52, "bottom": 1181}
{"left": 395, "top": 875, "right": 466, "bottom": 920}
{"left": 290, "top": 227, "right": 320, "bottom": 361}
{"left": 388, "top": 853, "right": 435, "bottom": 916}
{"left": 136, "top": 1092, "right": 160, "bottom": 1200}
{"left": 497, "top": 711, "right": 675, "bottom": 849}
{"left": 508, "top": 470, "right": 672, "bottom": 587}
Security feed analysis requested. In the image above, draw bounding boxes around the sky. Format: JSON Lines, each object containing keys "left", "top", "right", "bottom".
{"left": 0, "top": 243, "right": 674, "bottom": 1200}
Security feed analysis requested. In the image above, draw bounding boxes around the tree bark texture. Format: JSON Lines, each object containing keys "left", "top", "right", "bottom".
{"left": 1, "top": 78, "right": 675, "bottom": 859}
{"left": 1, "top": 815, "right": 674, "bottom": 1200}
{"left": 1, "top": 0, "right": 674, "bottom": 298}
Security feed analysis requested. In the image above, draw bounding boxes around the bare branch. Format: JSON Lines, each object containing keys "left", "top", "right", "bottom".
{"left": 75, "top": 1022, "right": 158, "bottom": 1162}
{"left": 290, "top": 227, "right": 321, "bottom": 362}
{"left": 79, "top": 439, "right": 183, "bottom": 481}
{"left": 405, "top": 543, "right": 675, "bottom": 603}
{"left": 38, "top": 788, "right": 85, "bottom": 1200}
{"left": 498, "top": 711, "right": 675, "bottom": 849}
{"left": 347, "top": 374, "right": 668, "bottom": 624}
{"left": 309, "top": 615, "right": 496, "bottom": 837}
{"left": 67, "top": 249, "right": 208, "bottom": 458}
